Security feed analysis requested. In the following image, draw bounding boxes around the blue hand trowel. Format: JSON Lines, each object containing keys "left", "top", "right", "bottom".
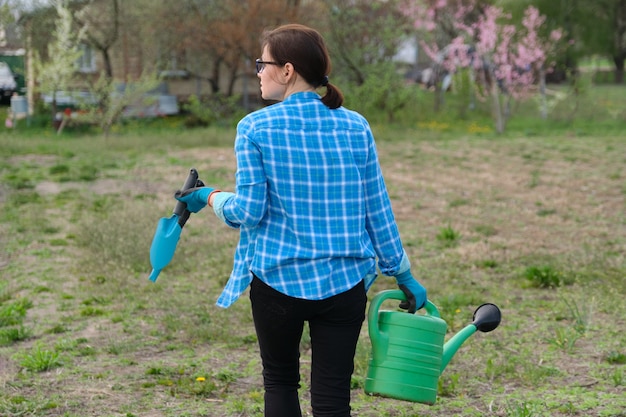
{"left": 148, "top": 168, "right": 202, "bottom": 282}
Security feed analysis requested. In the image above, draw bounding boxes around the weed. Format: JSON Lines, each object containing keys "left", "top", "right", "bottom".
{"left": 485, "top": 356, "right": 518, "bottom": 382}
{"left": 606, "top": 351, "right": 626, "bottom": 364}
{"left": 505, "top": 399, "right": 544, "bottom": 416}
{"left": 532, "top": 366, "right": 561, "bottom": 387}
{"left": 610, "top": 368, "right": 624, "bottom": 386}
{"left": 0, "top": 293, "right": 33, "bottom": 346}
{"left": 170, "top": 375, "right": 217, "bottom": 397}
{"left": 146, "top": 366, "right": 166, "bottom": 375}
{"left": 562, "top": 296, "right": 590, "bottom": 335}
{"left": 475, "top": 259, "right": 498, "bottom": 268}
{"left": 449, "top": 198, "right": 470, "bottom": 208}
{"left": 467, "top": 121, "right": 492, "bottom": 134}
{"left": 54, "top": 338, "right": 83, "bottom": 353}
{"left": 0, "top": 325, "right": 32, "bottom": 345}
{"left": 474, "top": 224, "right": 497, "bottom": 237}
{"left": 436, "top": 224, "right": 461, "bottom": 247}
{"left": 0, "top": 283, "right": 10, "bottom": 303}
{"left": 16, "top": 344, "right": 63, "bottom": 372}
{"left": 548, "top": 327, "right": 580, "bottom": 352}
{"left": 45, "top": 323, "right": 68, "bottom": 334}
{"left": 0, "top": 394, "right": 59, "bottom": 416}
{"left": 215, "top": 367, "right": 241, "bottom": 385}
{"left": 226, "top": 389, "right": 264, "bottom": 415}
{"left": 2, "top": 170, "right": 37, "bottom": 189}
{"left": 77, "top": 164, "right": 99, "bottom": 181}
{"left": 49, "top": 164, "right": 70, "bottom": 175}
{"left": 0, "top": 297, "right": 32, "bottom": 326}
{"left": 536, "top": 208, "right": 557, "bottom": 217}
{"left": 80, "top": 306, "right": 105, "bottom": 317}
{"left": 437, "top": 373, "right": 460, "bottom": 397}
{"left": 523, "top": 265, "right": 564, "bottom": 288}
{"left": 528, "top": 169, "right": 541, "bottom": 188}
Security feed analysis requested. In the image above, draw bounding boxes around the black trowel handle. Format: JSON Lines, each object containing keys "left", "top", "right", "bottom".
{"left": 174, "top": 168, "right": 199, "bottom": 227}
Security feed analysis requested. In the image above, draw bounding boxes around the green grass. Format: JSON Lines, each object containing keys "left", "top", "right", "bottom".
{"left": 1, "top": 87, "right": 626, "bottom": 416}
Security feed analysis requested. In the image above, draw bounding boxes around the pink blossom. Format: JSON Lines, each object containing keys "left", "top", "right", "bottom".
{"left": 522, "top": 6, "right": 545, "bottom": 31}
{"left": 420, "top": 41, "right": 441, "bottom": 63}
{"left": 550, "top": 30, "right": 563, "bottom": 42}
{"left": 402, "top": 0, "right": 564, "bottom": 101}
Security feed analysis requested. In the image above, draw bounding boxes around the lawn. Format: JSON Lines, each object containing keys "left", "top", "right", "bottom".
{"left": 1, "top": 101, "right": 625, "bottom": 416}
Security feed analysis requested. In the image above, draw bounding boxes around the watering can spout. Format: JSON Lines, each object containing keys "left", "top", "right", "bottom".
{"left": 441, "top": 303, "right": 501, "bottom": 372}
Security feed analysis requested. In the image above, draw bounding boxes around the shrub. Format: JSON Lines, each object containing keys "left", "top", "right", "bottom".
{"left": 523, "top": 265, "right": 563, "bottom": 288}
{"left": 183, "top": 94, "right": 242, "bottom": 128}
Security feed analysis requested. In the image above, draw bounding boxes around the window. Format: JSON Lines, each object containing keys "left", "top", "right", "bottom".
{"left": 76, "top": 44, "right": 96, "bottom": 73}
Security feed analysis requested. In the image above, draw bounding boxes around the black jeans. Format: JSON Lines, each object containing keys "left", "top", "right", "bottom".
{"left": 250, "top": 276, "right": 367, "bottom": 417}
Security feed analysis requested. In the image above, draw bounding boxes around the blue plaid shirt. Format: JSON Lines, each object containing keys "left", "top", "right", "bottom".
{"left": 212, "top": 92, "right": 409, "bottom": 308}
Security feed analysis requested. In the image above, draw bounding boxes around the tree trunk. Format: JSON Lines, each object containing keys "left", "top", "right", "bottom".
{"left": 209, "top": 58, "right": 221, "bottom": 93}
{"left": 539, "top": 67, "right": 547, "bottom": 119}
{"left": 613, "top": 55, "right": 625, "bottom": 84}
{"left": 102, "top": 48, "right": 114, "bottom": 80}
{"left": 433, "top": 65, "right": 444, "bottom": 113}
{"left": 433, "top": 82, "right": 442, "bottom": 112}
{"left": 51, "top": 95, "right": 58, "bottom": 129}
{"left": 490, "top": 77, "right": 504, "bottom": 134}
{"left": 614, "top": 0, "right": 626, "bottom": 83}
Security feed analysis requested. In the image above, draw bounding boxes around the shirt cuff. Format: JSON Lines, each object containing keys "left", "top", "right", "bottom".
{"left": 211, "top": 192, "right": 239, "bottom": 228}
{"left": 394, "top": 250, "right": 411, "bottom": 276}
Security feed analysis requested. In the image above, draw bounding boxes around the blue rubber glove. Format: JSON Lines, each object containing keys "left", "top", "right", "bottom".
{"left": 174, "top": 186, "right": 216, "bottom": 213}
{"left": 394, "top": 270, "right": 427, "bottom": 314}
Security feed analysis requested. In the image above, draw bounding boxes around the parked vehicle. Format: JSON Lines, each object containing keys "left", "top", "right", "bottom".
{"left": 41, "top": 86, "right": 180, "bottom": 117}
{"left": 0, "top": 62, "right": 18, "bottom": 104}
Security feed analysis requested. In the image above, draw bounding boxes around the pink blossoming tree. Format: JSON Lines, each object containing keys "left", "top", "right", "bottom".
{"left": 404, "top": 0, "right": 564, "bottom": 133}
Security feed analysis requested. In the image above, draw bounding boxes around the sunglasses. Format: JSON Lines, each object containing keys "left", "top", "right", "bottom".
{"left": 255, "top": 59, "right": 281, "bottom": 74}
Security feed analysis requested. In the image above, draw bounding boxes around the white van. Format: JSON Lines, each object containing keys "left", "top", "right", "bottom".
{"left": 0, "top": 62, "right": 18, "bottom": 104}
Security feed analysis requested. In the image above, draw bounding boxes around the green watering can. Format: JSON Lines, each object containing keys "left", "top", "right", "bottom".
{"left": 365, "top": 290, "right": 501, "bottom": 405}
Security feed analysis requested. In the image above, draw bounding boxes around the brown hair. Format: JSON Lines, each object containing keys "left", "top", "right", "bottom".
{"left": 261, "top": 23, "right": 344, "bottom": 109}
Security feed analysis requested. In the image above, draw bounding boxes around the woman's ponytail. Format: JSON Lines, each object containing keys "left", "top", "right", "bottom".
{"left": 321, "top": 83, "right": 344, "bottom": 110}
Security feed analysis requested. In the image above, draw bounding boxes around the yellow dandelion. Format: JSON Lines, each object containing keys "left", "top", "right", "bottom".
{"left": 196, "top": 377, "right": 206, "bottom": 382}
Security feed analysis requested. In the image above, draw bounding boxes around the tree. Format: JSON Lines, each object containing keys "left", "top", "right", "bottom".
{"left": 583, "top": 0, "right": 626, "bottom": 83}
{"left": 76, "top": 70, "right": 161, "bottom": 137}
{"left": 321, "top": 0, "right": 413, "bottom": 86}
{"left": 73, "top": 0, "right": 119, "bottom": 80}
{"left": 505, "top": 0, "right": 626, "bottom": 83}
{"left": 33, "top": 0, "right": 84, "bottom": 119}
{"left": 0, "top": 0, "right": 14, "bottom": 25}
{"left": 147, "top": 0, "right": 305, "bottom": 98}
{"left": 406, "top": 0, "right": 563, "bottom": 133}
{"left": 400, "top": 0, "right": 495, "bottom": 112}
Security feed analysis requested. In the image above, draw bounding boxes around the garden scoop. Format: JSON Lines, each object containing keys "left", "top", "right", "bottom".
{"left": 148, "top": 168, "right": 203, "bottom": 282}
{"left": 365, "top": 290, "right": 501, "bottom": 405}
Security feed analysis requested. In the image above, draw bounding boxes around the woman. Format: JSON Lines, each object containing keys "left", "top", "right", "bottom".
{"left": 175, "top": 23, "right": 427, "bottom": 417}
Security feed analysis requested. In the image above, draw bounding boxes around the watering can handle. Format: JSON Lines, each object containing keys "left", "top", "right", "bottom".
{"left": 368, "top": 290, "right": 440, "bottom": 344}
{"left": 369, "top": 289, "right": 439, "bottom": 318}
